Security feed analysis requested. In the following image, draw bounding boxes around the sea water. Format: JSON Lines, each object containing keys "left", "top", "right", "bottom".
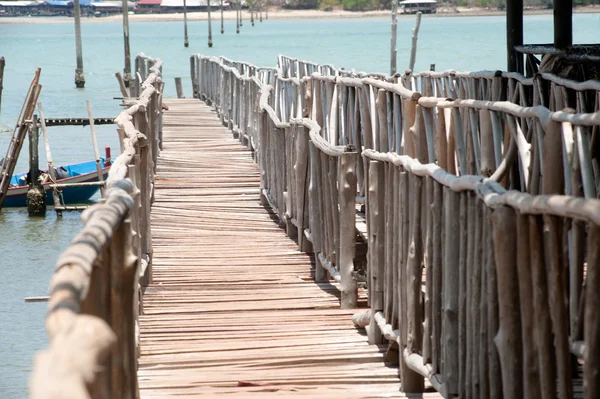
{"left": 0, "top": 12, "right": 599, "bottom": 398}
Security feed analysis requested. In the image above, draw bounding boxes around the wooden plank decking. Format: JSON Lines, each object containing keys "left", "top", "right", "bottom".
{"left": 137, "top": 99, "right": 442, "bottom": 398}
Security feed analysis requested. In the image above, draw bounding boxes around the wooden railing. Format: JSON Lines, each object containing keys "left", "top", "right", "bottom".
{"left": 29, "top": 53, "right": 163, "bottom": 399}
{"left": 194, "top": 54, "right": 600, "bottom": 398}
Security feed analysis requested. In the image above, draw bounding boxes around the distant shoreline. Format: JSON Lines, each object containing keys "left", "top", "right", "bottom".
{"left": 1, "top": 5, "right": 599, "bottom": 24}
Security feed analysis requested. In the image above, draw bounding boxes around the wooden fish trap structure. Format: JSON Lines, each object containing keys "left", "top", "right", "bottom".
{"left": 29, "top": 48, "right": 600, "bottom": 399}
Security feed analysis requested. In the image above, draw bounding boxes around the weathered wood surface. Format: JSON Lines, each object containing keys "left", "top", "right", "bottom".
{"left": 138, "top": 99, "right": 441, "bottom": 398}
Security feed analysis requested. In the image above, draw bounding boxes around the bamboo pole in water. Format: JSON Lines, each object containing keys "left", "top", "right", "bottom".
{"left": 27, "top": 114, "right": 46, "bottom": 216}
{"left": 220, "top": 0, "right": 224, "bottom": 33}
{"left": 73, "top": 0, "right": 85, "bottom": 88}
{"left": 408, "top": 12, "right": 422, "bottom": 73}
{"left": 390, "top": 0, "right": 398, "bottom": 75}
{"left": 183, "top": 0, "right": 189, "bottom": 47}
{"left": 207, "top": 0, "right": 213, "bottom": 47}
{"left": 122, "top": 0, "right": 132, "bottom": 87}
{"left": 37, "top": 102, "right": 62, "bottom": 216}
{"left": 86, "top": 101, "right": 105, "bottom": 196}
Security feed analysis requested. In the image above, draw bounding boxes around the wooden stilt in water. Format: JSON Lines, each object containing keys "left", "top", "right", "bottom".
{"left": 236, "top": 1, "right": 240, "bottom": 33}
{"left": 220, "top": 0, "right": 224, "bottom": 33}
{"left": 239, "top": 0, "right": 242, "bottom": 26}
{"left": 259, "top": 0, "right": 262, "bottom": 22}
{"left": 122, "top": 0, "right": 132, "bottom": 87}
{"left": 175, "top": 78, "right": 184, "bottom": 98}
{"left": 183, "top": 0, "right": 189, "bottom": 47}
{"left": 37, "top": 102, "right": 62, "bottom": 217}
{"left": 251, "top": 1, "right": 254, "bottom": 26}
{"left": 86, "top": 101, "right": 105, "bottom": 197}
{"left": 207, "top": 0, "right": 213, "bottom": 47}
{"left": 73, "top": 0, "right": 85, "bottom": 88}
{"left": 27, "top": 115, "right": 46, "bottom": 217}
{"left": 265, "top": 0, "right": 268, "bottom": 19}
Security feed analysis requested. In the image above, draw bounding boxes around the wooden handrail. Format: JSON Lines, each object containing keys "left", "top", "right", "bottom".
{"left": 29, "top": 53, "right": 163, "bottom": 399}
{"left": 194, "top": 53, "right": 600, "bottom": 399}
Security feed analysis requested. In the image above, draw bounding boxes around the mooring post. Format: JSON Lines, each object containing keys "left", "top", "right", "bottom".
{"left": 175, "top": 78, "right": 184, "bottom": 98}
{"left": 27, "top": 114, "right": 46, "bottom": 216}
{"left": 122, "top": 0, "right": 132, "bottom": 87}
{"left": 251, "top": 2, "right": 254, "bottom": 26}
{"left": 239, "top": 0, "right": 242, "bottom": 27}
{"left": 390, "top": 0, "right": 398, "bottom": 75}
{"left": 236, "top": 1, "right": 240, "bottom": 33}
{"left": 220, "top": 0, "right": 224, "bottom": 34}
{"left": 265, "top": 0, "right": 268, "bottom": 19}
{"left": 183, "top": 0, "right": 189, "bottom": 47}
{"left": 207, "top": 0, "right": 213, "bottom": 47}
{"left": 259, "top": 0, "right": 262, "bottom": 22}
{"left": 73, "top": 0, "right": 85, "bottom": 88}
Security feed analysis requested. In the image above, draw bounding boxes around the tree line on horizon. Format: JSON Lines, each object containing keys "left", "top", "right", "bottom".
{"left": 282, "top": 0, "right": 600, "bottom": 12}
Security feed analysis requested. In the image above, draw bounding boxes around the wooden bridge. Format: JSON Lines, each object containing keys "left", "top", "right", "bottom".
{"left": 30, "top": 53, "right": 600, "bottom": 399}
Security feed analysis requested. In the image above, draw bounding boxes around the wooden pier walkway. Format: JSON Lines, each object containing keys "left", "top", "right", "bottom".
{"left": 137, "top": 99, "right": 438, "bottom": 398}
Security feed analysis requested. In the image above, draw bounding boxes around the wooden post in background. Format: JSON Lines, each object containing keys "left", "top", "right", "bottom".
{"left": 183, "top": 0, "right": 189, "bottom": 47}
{"left": 220, "top": 0, "right": 224, "bottom": 34}
{"left": 251, "top": 1, "right": 254, "bottom": 26}
{"left": 37, "top": 102, "right": 62, "bottom": 215}
{"left": 259, "top": 0, "right": 262, "bottom": 22}
{"left": 236, "top": 1, "right": 240, "bottom": 33}
{"left": 27, "top": 115, "right": 46, "bottom": 216}
{"left": 73, "top": 0, "right": 85, "bottom": 88}
{"left": 265, "top": 0, "right": 268, "bottom": 19}
{"left": 207, "top": 0, "right": 213, "bottom": 48}
{"left": 390, "top": 0, "right": 398, "bottom": 75}
{"left": 175, "top": 78, "right": 184, "bottom": 98}
{"left": 122, "top": 0, "right": 132, "bottom": 87}
{"left": 408, "top": 12, "right": 422, "bottom": 73}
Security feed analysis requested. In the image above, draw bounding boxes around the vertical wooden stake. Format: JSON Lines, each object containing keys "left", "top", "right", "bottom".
{"left": 37, "top": 103, "right": 62, "bottom": 215}
{"left": 259, "top": 0, "right": 262, "bottom": 22}
{"left": 251, "top": 1, "right": 254, "bottom": 26}
{"left": 183, "top": 0, "right": 189, "bottom": 47}
{"left": 86, "top": 101, "right": 105, "bottom": 196}
{"left": 408, "top": 12, "right": 422, "bottom": 73}
{"left": 207, "top": 0, "right": 213, "bottom": 47}
{"left": 122, "top": 0, "right": 132, "bottom": 87}
{"left": 27, "top": 114, "right": 46, "bottom": 216}
{"left": 73, "top": 0, "right": 85, "bottom": 88}
{"left": 236, "top": 1, "right": 240, "bottom": 34}
{"left": 175, "top": 78, "right": 184, "bottom": 99}
{"left": 220, "top": 0, "right": 224, "bottom": 33}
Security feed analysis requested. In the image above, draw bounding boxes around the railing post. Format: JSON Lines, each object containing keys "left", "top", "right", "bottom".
{"left": 295, "top": 125, "right": 311, "bottom": 253}
{"left": 109, "top": 219, "right": 137, "bottom": 399}
{"left": 367, "top": 159, "right": 384, "bottom": 344}
{"left": 339, "top": 148, "right": 357, "bottom": 308}
{"left": 309, "top": 141, "right": 325, "bottom": 281}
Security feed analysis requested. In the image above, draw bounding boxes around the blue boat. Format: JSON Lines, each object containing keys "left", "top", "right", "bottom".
{"left": 4, "top": 158, "right": 112, "bottom": 207}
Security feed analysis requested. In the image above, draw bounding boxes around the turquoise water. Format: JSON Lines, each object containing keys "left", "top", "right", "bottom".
{"left": 0, "top": 12, "right": 599, "bottom": 398}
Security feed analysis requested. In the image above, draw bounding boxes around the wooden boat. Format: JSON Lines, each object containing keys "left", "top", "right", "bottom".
{"left": 4, "top": 158, "right": 112, "bottom": 207}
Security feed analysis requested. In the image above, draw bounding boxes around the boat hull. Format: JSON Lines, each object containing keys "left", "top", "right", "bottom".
{"left": 4, "top": 161, "right": 111, "bottom": 208}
